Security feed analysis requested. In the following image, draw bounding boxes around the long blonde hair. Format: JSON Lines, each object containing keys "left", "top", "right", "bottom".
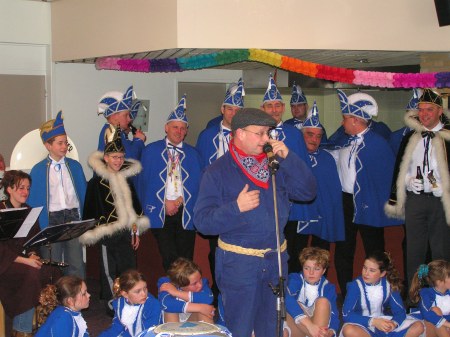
{"left": 409, "top": 260, "right": 450, "bottom": 304}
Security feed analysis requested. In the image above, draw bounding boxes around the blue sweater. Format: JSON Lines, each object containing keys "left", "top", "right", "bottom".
{"left": 35, "top": 306, "right": 88, "bottom": 337}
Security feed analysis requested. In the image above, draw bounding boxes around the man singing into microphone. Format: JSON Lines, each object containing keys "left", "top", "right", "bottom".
{"left": 194, "top": 108, "right": 316, "bottom": 337}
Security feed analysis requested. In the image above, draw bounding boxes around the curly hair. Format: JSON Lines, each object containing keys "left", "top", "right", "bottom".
{"left": 299, "top": 247, "right": 330, "bottom": 269}
{"left": 366, "top": 251, "right": 403, "bottom": 292}
{"left": 409, "top": 260, "right": 450, "bottom": 304}
{"left": 112, "top": 269, "right": 146, "bottom": 298}
{"left": 167, "top": 257, "right": 202, "bottom": 288}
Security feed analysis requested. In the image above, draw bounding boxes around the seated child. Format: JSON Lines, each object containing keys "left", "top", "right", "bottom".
{"left": 285, "top": 247, "right": 339, "bottom": 337}
{"left": 341, "top": 251, "right": 424, "bottom": 337}
{"left": 35, "top": 275, "right": 90, "bottom": 337}
{"left": 99, "top": 269, "right": 161, "bottom": 337}
{"left": 158, "top": 257, "right": 215, "bottom": 323}
{"left": 409, "top": 260, "right": 450, "bottom": 337}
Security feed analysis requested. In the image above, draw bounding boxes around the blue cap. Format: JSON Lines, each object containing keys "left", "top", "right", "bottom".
{"left": 290, "top": 83, "right": 308, "bottom": 105}
{"left": 166, "top": 95, "right": 188, "bottom": 125}
{"left": 129, "top": 100, "right": 141, "bottom": 120}
{"left": 302, "top": 101, "right": 323, "bottom": 129}
{"left": 405, "top": 88, "right": 421, "bottom": 110}
{"left": 40, "top": 111, "right": 66, "bottom": 143}
{"left": 98, "top": 85, "right": 134, "bottom": 118}
{"left": 223, "top": 78, "right": 245, "bottom": 108}
{"left": 337, "top": 89, "right": 378, "bottom": 120}
{"left": 263, "top": 74, "right": 283, "bottom": 103}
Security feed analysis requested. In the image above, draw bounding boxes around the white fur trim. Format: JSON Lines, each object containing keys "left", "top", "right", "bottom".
{"left": 80, "top": 151, "right": 149, "bottom": 245}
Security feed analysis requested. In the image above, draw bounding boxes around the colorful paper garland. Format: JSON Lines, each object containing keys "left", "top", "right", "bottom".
{"left": 95, "top": 49, "right": 450, "bottom": 89}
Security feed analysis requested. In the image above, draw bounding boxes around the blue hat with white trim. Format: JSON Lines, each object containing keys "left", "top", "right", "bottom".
{"left": 129, "top": 100, "right": 141, "bottom": 120}
{"left": 263, "top": 74, "right": 283, "bottom": 103}
{"left": 290, "top": 83, "right": 308, "bottom": 105}
{"left": 98, "top": 85, "right": 134, "bottom": 118}
{"left": 337, "top": 89, "right": 378, "bottom": 120}
{"left": 302, "top": 101, "right": 323, "bottom": 129}
{"left": 223, "top": 78, "right": 245, "bottom": 108}
{"left": 166, "top": 95, "right": 188, "bottom": 125}
{"left": 40, "top": 111, "right": 66, "bottom": 143}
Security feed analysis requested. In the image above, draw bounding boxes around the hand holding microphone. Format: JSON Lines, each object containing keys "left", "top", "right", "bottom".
{"left": 263, "top": 140, "right": 289, "bottom": 172}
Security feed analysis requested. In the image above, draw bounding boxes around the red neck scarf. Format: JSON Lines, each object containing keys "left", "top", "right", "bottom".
{"left": 229, "top": 140, "right": 270, "bottom": 189}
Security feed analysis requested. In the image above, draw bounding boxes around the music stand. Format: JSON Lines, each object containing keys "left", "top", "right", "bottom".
{"left": 0, "top": 207, "right": 32, "bottom": 240}
{"left": 23, "top": 219, "right": 97, "bottom": 250}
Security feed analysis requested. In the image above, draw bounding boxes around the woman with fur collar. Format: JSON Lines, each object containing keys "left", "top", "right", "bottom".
{"left": 81, "top": 128, "right": 149, "bottom": 303}
{"left": 385, "top": 88, "right": 450, "bottom": 287}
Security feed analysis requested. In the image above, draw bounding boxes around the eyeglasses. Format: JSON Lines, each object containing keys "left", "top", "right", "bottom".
{"left": 242, "top": 128, "right": 271, "bottom": 138}
{"left": 108, "top": 155, "right": 125, "bottom": 161}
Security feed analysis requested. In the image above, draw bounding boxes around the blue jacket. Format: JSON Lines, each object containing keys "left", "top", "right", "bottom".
{"left": 329, "top": 120, "right": 391, "bottom": 148}
{"left": 286, "top": 273, "right": 340, "bottom": 335}
{"left": 138, "top": 139, "right": 202, "bottom": 230}
{"left": 196, "top": 124, "right": 223, "bottom": 169}
{"left": 411, "top": 287, "right": 450, "bottom": 328}
{"left": 28, "top": 156, "right": 86, "bottom": 229}
{"left": 342, "top": 276, "right": 407, "bottom": 329}
{"left": 35, "top": 306, "right": 88, "bottom": 337}
{"left": 299, "top": 150, "right": 345, "bottom": 242}
{"left": 157, "top": 276, "right": 213, "bottom": 313}
{"left": 194, "top": 150, "right": 316, "bottom": 249}
{"left": 99, "top": 296, "right": 161, "bottom": 337}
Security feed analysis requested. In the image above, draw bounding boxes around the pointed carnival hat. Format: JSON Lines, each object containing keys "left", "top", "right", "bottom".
{"left": 223, "top": 78, "right": 245, "bottom": 108}
{"left": 337, "top": 89, "right": 378, "bottom": 120}
{"left": 290, "top": 82, "right": 308, "bottom": 105}
{"left": 129, "top": 100, "right": 142, "bottom": 120}
{"left": 104, "top": 126, "right": 125, "bottom": 154}
{"left": 166, "top": 95, "right": 188, "bottom": 125}
{"left": 302, "top": 101, "right": 324, "bottom": 129}
{"left": 263, "top": 73, "right": 283, "bottom": 103}
{"left": 98, "top": 85, "right": 134, "bottom": 118}
{"left": 419, "top": 88, "right": 443, "bottom": 108}
{"left": 405, "top": 88, "right": 422, "bottom": 111}
{"left": 40, "top": 111, "right": 66, "bottom": 143}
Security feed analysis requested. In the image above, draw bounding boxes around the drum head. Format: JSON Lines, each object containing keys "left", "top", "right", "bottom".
{"left": 137, "top": 322, "right": 231, "bottom": 337}
{"left": 10, "top": 129, "right": 79, "bottom": 171}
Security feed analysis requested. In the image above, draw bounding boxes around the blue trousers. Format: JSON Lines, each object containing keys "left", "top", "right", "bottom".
{"left": 13, "top": 307, "right": 35, "bottom": 333}
{"left": 216, "top": 247, "right": 287, "bottom": 337}
{"left": 40, "top": 208, "right": 86, "bottom": 279}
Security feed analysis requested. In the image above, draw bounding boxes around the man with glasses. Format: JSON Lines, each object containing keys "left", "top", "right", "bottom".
{"left": 194, "top": 108, "right": 316, "bottom": 337}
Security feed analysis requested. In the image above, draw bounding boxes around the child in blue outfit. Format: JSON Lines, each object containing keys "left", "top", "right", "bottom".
{"left": 341, "top": 251, "right": 424, "bottom": 337}
{"left": 99, "top": 269, "right": 161, "bottom": 337}
{"left": 158, "top": 257, "right": 215, "bottom": 323}
{"left": 409, "top": 260, "right": 450, "bottom": 337}
{"left": 285, "top": 247, "right": 339, "bottom": 337}
{"left": 35, "top": 275, "right": 90, "bottom": 337}
{"left": 28, "top": 111, "right": 87, "bottom": 279}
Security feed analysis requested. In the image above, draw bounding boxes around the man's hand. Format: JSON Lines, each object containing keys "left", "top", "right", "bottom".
{"left": 237, "top": 184, "right": 260, "bottom": 212}
{"left": 407, "top": 178, "right": 424, "bottom": 194}
{"left": 134, "top": 129, "right": 146, "bottom": 142}
{"left": 268, "top": 139, "right": 289, "bottom": 159}
{"left": 165, "top": 199, "right": 180, "bottom": 216}
{"left": 131, "top": 234, "right": 140, "bottom": 250}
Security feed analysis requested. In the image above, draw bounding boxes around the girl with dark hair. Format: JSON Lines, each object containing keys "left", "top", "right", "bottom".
{"left": 35, "top": 275, "right": 90, "bottom": 336}
{"left": 341, "top": 251, "right": 424, "bottom": 337}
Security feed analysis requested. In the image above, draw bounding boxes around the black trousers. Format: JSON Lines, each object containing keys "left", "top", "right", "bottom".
{"left": 152, "top": 208, "right": 196, "bottom": 272}
{"left": 405, "top": 192, "right": 450, "bottom": 288}
{"left": 334, "top": 192, "right": 384, "bottom": 297}
{"left": 284, "top": 221, "right": 330, "bottom": 274}
{"left": 100, "top": 230, "right": 136, "bottom": 301}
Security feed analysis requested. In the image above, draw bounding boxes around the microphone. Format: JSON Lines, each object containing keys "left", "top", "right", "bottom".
{"left": 129, "top": 123, "right": 138, "bottom": 135}
{"left": 263, "top": 143, "right": 280, "bottom": 172}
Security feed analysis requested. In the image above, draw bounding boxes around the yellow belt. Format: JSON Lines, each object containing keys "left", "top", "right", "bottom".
{"left": 218, "top": 238, "right": 287, "bottom": 258}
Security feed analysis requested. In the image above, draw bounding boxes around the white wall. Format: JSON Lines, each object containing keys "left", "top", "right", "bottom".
{"left": 52, "top": 63, "right": 242, "bottom": 174}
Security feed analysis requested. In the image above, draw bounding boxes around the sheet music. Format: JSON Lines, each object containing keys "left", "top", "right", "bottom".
{"left": 14, "top": 206, "right": 43, "bottom": 238}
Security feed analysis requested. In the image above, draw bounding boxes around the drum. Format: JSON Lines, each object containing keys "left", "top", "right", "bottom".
{"left": 136, "top": 322, "right": 232, "bottom": 337}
